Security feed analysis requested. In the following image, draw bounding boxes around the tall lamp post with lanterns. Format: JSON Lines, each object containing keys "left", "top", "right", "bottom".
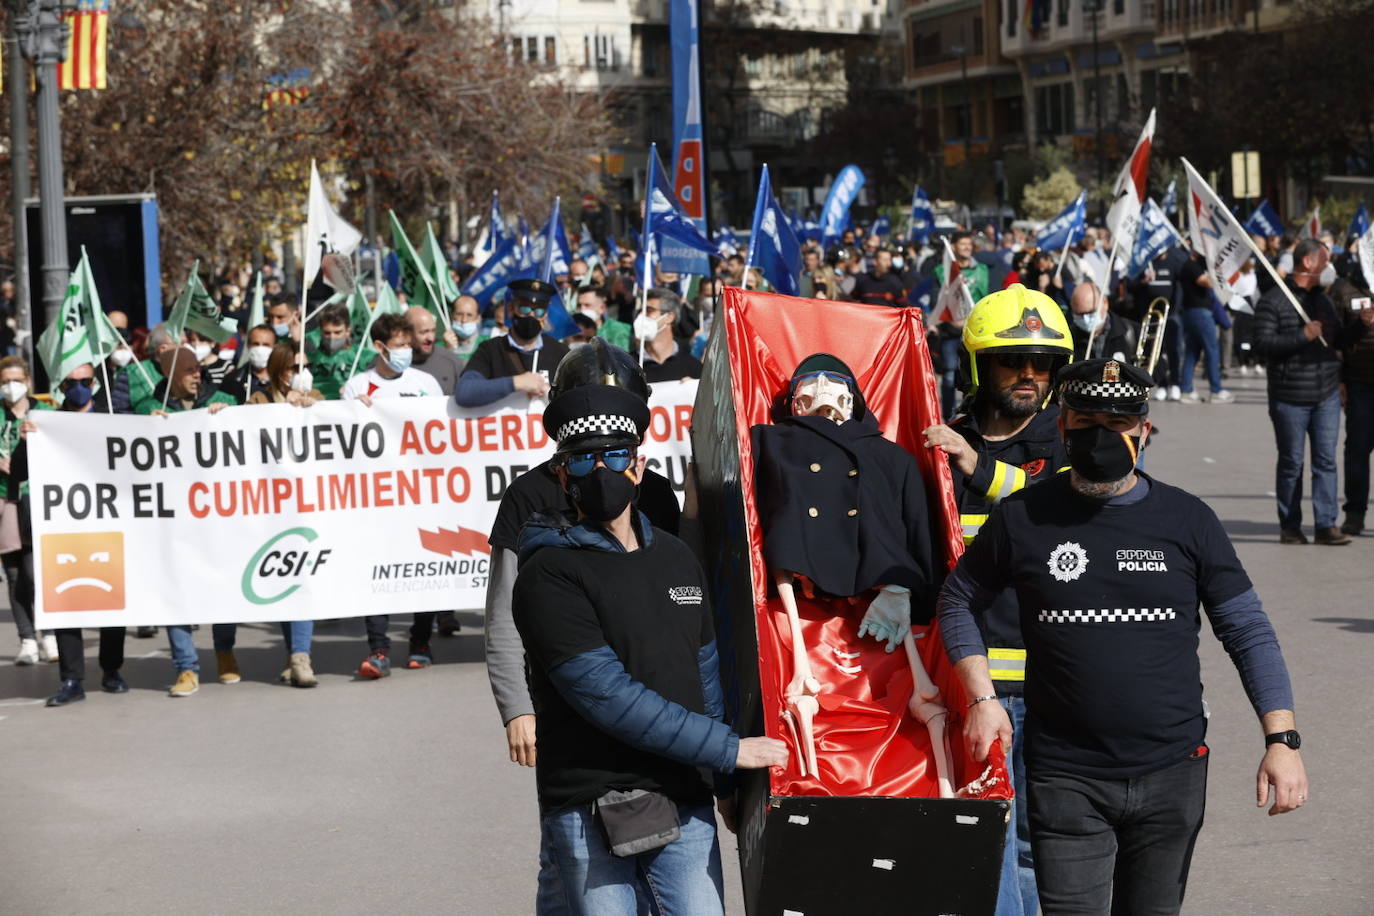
{"left": 11, "top": 0, "right": 71, "bottom": 333}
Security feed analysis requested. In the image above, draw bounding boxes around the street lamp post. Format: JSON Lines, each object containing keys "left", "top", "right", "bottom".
{"left": 950, "top": 34, "right": 971, "bottom": 172}
{"left": 1085, "top": 0, "right": 1104, "bottom": 219}
{"left": 7, "top": 11, "right": 33, "bottom": 370}
{"left": 14, "top": 0, "right": 71, "bottom": 332}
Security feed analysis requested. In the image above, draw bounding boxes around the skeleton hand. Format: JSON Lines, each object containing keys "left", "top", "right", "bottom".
{"left": 857, "top": 585, "right": 910, "bottom": 653}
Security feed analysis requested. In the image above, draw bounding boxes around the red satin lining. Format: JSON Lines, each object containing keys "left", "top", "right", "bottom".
{"left": 723, "top": 288, "right": 1010, "bottom": 800}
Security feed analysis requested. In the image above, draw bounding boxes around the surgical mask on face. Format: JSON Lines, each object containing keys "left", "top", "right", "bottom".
{"left": 1064, "top": 424, "right": 1140, "bottom": 483}
{"left": 320, "top": 336, "right": 346, "bottom": 354}
{"left": 455, "top": 320, "right": 479, "bottom": 340}
{"left": 633, "top": 314, "right": 661, "bottom": 342}
{"left": 1319, "top": 263, "right": 1337, "bottom": 287}
{"left": 892, "top": 256, "right": 905, "bottom": 271}
{"left": 567, "top": 466, "right": 637, "bottom": 522}
{"left": 512, "top": 315, "right": 543, "bottom": 340}
{"left": 384, "top": 346, "right": 412, "bottom": 374}
{"left": 272, "top": 322, "right": 291, "bottom": 338}
{"left": 1072, "top": 312, "right": 1103, "bottom": 333}
{"left": 578, "top": 309, "right": 601, "bottom": 324}
{"left": 0, "top": 381, "right": 27, "bottom": 404}
{"left": 248, "top": 345, "right": 272, "bottom": 370}
{"left": 191, "top": 343, "right": 213, "bottom": 362}
{"left": 110, "top": 347, "right": 134, "bottom": 368}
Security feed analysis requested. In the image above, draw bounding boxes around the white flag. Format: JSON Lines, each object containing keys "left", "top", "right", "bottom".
{"left": 1105, "top": 108, "right": 1156, "bottom": 266}
{"left": 933, "top": 237, "right": 976, "bottom": 323}
{"left": 303, "top": 160, "right": 363, "bottom": 291}
{"left": 1298, "top": 205, "right": 1320, "bottom": 241}
{"left": 1181, "top": 158, "right": 1252, "bottom": 305}
{"left": 1358, "top": 221, "right": 1374, "bottom": 292}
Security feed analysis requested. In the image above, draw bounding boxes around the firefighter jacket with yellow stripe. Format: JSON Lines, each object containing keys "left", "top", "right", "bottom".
{"left": 949, "top": 404, "right": 1067, "bottom": 695}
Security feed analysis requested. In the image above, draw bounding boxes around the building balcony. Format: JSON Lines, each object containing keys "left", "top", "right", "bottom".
{"left": 1002, "top": 1, "right": 1154, "bottom": 57}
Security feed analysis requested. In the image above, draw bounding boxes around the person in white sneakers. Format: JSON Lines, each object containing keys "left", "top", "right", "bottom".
{"left": 342, "top": 312, "right": 443, "bottom": 677}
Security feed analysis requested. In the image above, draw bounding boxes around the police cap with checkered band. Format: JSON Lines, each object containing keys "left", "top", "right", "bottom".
{"left": 543, "top": 382, "right": 651, "bottom": 454}
{"left": 1056, "top": 357, "right": 1154, "bottom": 416}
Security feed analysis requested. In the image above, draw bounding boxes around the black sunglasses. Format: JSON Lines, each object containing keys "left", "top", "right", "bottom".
{"left": 513, "top": 303, "right": 548, "bottom": 318}
{"left": 556, "top": 446, "right": 636, "bottom": 478}
{"left": 59, "top": 377, "right": 96, "bottom": 391}
{"left": 991, "top": 353, "right": 1058, "bottom": 373}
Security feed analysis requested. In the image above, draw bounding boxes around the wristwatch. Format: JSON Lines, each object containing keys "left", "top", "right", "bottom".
{"left": 1264, "top": 730, "right": 1302, "bottom": 750}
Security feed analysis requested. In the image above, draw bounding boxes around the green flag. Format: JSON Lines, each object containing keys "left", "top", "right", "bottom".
{"left": 37, "top": 252, "right": 97, "bottom": 384}
{"left": 347, "top": 286, "right": 372, "bottom": 349}
{"left": 237, "top": 271, "right": 266, "bottom": 368}
{"left": 388, "top": 210, "right": 441, "bottom": 313}
{"left": 421, "top": 222, "right": 459, "bottom": 330}
{"left": 77, "top": 248, "right": 119, "bottom": 367}
{"left": 181, "top": 270, "right": 237, "bottom": 344}
{"left": 165, "top": 260, "right": 200, "bottom": 343}
{"left": 346, "top": 279, "right": 407, "bottom": 379}
{"left": 375, "top": 279, "right": 404, "bottom": 316}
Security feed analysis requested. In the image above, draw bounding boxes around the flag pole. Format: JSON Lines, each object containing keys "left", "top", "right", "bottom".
{"left": 639, "top": 147, "right": 657, "bottom": 366}
{"left": 1180, "top": 158, "right": 1319, "bottom": 341}
{"left": 1084, "top": 239, "right": 1120, "bottom": 357}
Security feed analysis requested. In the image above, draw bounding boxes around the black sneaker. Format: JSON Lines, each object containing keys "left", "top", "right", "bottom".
{"left": 46, "top": 680, "right": 86, "bottom": 707}
{"left": 436, "top": 612, "right": 461, "bottom": 637}
{"left": 407, "top": 644, "right": 433, "bottom": 669}
{"left": 101, "top": 672, "right": 129, "bottom": 694}
{"left": 1279, "top": 529, "right": 1308, "bottom": 545}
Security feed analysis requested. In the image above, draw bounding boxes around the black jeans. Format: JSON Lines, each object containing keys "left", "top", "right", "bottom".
{"left": 55, "top": 627, "right": 126, "bottom": 683}
{"left": 3, "top": 547, "right": 35, "bottom": 641}
{"left": 363, "top": 613, "right": 435, "bottom": 653}
{"left": 1029, "top": 750, "right": 1209, "bottom": 916}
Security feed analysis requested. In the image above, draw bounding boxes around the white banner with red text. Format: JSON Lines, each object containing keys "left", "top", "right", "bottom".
{"left": 30, "top": 380, "right": 697, "bottom": 628}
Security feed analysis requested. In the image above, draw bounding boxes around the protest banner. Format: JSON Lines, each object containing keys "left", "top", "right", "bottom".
{"left": 31, "top": 380, "right": 698, "bottom": 628}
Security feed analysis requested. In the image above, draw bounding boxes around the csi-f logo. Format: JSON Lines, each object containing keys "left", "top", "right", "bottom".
{"left": 41, "top": 532, "right": 126, "bottom": 612}
{"left": 241, "top": 527, "right": 331, "bottom": 606}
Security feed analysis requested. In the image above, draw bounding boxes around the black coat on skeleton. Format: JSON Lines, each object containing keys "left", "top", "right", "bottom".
{"left": 751, "top": 361, "right": 937, "bottom": 620}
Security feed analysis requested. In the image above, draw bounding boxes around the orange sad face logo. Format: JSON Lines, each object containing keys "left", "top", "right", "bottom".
{"left": 41, "top": 532, "right": 126, "bottom": 613}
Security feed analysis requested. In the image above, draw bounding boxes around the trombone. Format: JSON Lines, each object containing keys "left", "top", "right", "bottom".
{"left": 1136, "top": 297, "right": 1170, "bottom": 374}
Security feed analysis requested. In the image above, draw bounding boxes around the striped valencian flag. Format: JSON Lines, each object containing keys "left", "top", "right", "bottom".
{"left": 59, "top": 0, "right": 110, "bottom": 90}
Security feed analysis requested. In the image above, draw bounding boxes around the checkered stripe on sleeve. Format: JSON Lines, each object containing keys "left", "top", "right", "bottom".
{"left": 1038, "top": 608, "right": 1176, "bottom": 624}
{"left": 556, "top": 413, "right": 639, "bottom": 442}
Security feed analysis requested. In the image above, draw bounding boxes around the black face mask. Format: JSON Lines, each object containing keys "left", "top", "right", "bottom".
{"left": 512, "top": 315, "right": 543, "bottom": 340}
{"left": 1064, "top": 424, "right": 1140, "bottom": 483}
{"left": 568, "top": 466, "right": 637, "bottom": 522}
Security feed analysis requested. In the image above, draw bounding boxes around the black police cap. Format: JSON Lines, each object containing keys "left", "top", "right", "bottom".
{"left": 1056, "top": 358, "right": 1153, "bottom": 416}
{"left": 507, "top": 277, "right": 557, "bottom": 304}
{"left": 543, "top": 384, "right": 651, "bottom": 454}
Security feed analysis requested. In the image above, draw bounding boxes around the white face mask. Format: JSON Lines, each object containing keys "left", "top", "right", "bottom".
{"left": 248, "top": 345, "right": 273, "bottom": 370}
{"left": 110, "top": 347, "right": 134, "bottom": 368}
{"left": 891, "top": 256, "right": 905, "bottom": 271}
{"left": 578, "top": 308, "right": 601, "bottom": 324}
{"left": 1, "top": 380, "right": 27, "bottom": 404}
{"left": 192, "top": 343, "right": 213, "bottom": 362}
{"left": 633, "top": 313, "right": 661, "bottom": 342}
{"left": 791, "top": 373, "right": 853, "bottom": 423}
{"left": 1319, "top": 263, "right": 1337, "bottom": 287}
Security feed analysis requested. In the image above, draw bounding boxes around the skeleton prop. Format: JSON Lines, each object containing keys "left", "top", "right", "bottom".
{"left": 758, "top": 356, "right": 955, "bottom": 796}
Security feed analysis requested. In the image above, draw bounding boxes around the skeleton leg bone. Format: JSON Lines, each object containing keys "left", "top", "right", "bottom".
{"left": 903, "top": 632, "right": 955, "bottom": 799}
{"left": 776, "top": 571, "right": 821, "bottom": 778}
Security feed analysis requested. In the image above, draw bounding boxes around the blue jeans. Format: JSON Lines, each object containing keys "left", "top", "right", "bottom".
{"left": 1343, "top": 381, "right": 1374, "bottom": 515}
{"left": 940, "top": 335, "right": 962, "bottom": 419}
{"left": 1029, "top": 751, "right": 1209, "bottom": 915}
{"left": 166, "top": 624, "right": 233, "bottom": 672}
{"left": 212, "top": 621, "right": 315, "bottom": 655}
{"left": 538, "top": 803, "right": 724, "bottom": 915}
{"left": 1269, "top": 391, "right": 1341, "bottom": 530}
{"left": 995, "top": 696, "right": 1039, "bottom": 916}
{"left": 1180, "top": 308, "right": 1222, "bottom": 395}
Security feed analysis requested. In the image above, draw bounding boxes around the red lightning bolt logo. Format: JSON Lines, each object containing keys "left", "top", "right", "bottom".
{"left": 418, "top": 526, "right": 492, "bottom": 557}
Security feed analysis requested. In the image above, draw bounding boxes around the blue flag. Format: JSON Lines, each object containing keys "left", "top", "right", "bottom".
{"left": 871, "top": 214, "right": 891, "bottom": 239}
{"left": 644, "top": 143, "right": 716, "bottom": 276}
{"left": 908, "top": 186, "right": 934, "bottom": 243}
{"left": 607, "top": 235, "right": 620, "bottom": 261}
{"left": 1243, "top": 200, "right": 1283, "bottom": 238}
{"left": 1161, "top": 179, "right": 1178, "bottom": 217}
{"left": 669, "top": 0, "right": 711, "bottom": 277}
{"left": 747, "top": 164, "right": 802, "bottom": 297}
{"left": 801, "top": 217, "right": 821, "bottom": 243}
{"left": 1127, "top": 198, "right": 1183, "bottom": 278}
{"left": 1035, "top": 191, "right": 1087, "bottom": 252}
{"left": 820, "top": 165, "right": 865, "bottom": 247}
{"left": 533, "top": 198, "right": 571, "bottom": 282}
{"left": 462, "top": 235, "right": 524, "bottom": 309}
{"left": 1348, "top": 203, "right": 1369, "bottom": 243}
{"left": 577, "top": 223, "right": 600, "bottom": 265}
{"left": 714, "top": 226, "right": 740, "bottom": 256}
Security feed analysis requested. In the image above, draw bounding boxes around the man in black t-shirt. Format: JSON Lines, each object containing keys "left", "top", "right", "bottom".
{"left": 939, "top": 358, "right": 1308, "bottom": 915}
{"left": 850, "top": 248, "right": 908, "bottom": 308}
{"left": 455, "top": 278, "right": 569, "bottom": 407}
{"left": 512, "top": 383, "right": 785, "bottom": 913}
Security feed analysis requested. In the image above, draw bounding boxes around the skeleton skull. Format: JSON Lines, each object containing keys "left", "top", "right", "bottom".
{"left": 792, "top": 372, "right": 854, "bottom": 423}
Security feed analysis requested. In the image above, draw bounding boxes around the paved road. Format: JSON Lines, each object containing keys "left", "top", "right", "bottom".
{"left": 1, "top": 374, "right": 1371, "bottom": 914}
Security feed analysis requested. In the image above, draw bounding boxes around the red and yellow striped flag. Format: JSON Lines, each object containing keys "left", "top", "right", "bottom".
{"left": 59, "top": 0, "right": 109, "bottom": 91}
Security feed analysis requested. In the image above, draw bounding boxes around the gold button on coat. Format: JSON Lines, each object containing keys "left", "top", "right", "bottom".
{"left": 847, "top": 509, "right": 858, "bottom": 517}
{"left": 808, "top": 507, "right": 819, "bottom": 518}
{"left": 848, "top": 469, "right": 858, "bottom": 477}
{"left": 809, "top": 463, "right": 821, "bottom": 472}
